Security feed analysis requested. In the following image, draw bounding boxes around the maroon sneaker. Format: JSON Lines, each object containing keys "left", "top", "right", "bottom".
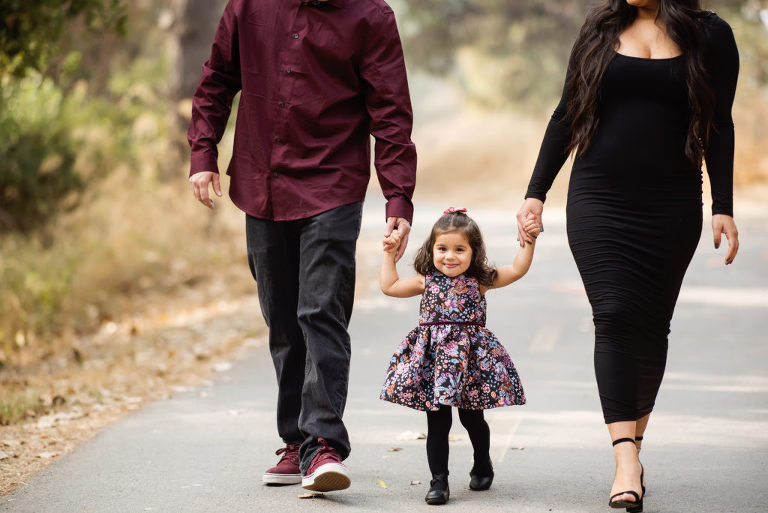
{"left": 262, "top": 443, "right": 302, "bottom": 485}
{"left": 301, "top": 438, "right": 350, "bottom": 491}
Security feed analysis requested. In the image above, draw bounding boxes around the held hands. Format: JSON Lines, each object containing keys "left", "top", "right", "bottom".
{"left": 712, "top": 214, "right": 739, "bottom": 265}
{"left": 384, "top": 217, "right": 411, "bottom": 262}
{"left": 189, "top": 171, "right": 222, "bottom": 210}
{"left": 516, "top": 198, "right": 544, "bottom": 247}
{"left": 383, "top": 229, "right": 401, "bottom": 256}
{"left": 523, "top": 212, "right": 541, "bottom": 239}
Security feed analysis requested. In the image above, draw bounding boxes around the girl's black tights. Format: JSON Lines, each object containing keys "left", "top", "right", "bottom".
{"left": 426, "top": 405, "right": 491, "bottom": 476}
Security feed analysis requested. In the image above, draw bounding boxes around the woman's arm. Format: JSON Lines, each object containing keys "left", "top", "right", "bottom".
{"left": 380, "top": 231, "right": 425, "bottom": 297}
{"left": 704, "top": 15, "right": 740, "bottom": 265}
{"left": 517, "top": 52, "right": 574, "bottom": 246}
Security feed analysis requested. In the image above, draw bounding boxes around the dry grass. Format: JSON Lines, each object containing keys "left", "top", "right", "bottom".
{"left": 733, "top": 100, "right": 768, "bottom": 188}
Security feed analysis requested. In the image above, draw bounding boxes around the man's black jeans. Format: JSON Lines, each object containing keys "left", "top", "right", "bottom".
{"left": 246, "top": 201, "right": 363, "bottom": 472}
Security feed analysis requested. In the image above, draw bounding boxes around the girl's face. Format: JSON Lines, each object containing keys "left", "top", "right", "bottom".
{"left": 432, "top": 231, "right": 472, "bottom": 278}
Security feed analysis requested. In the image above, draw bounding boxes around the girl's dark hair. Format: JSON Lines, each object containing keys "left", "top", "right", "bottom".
{"left": 413, "top": 211, "right": 498, "bottom": 286}
{"left": 565, "top": 0, "right": 715, "bottom": 166}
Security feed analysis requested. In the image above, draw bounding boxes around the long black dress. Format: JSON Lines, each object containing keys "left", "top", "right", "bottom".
{"left": 525, "top": 13, "right": 739, "bottom": 423}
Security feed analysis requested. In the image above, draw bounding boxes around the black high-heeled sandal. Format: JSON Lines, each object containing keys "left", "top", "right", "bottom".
{"left": 635, "top": 436, "right": 646, "bottom": 496}
{"left": 608, "top": 438, "right": 644, "bottom": 512}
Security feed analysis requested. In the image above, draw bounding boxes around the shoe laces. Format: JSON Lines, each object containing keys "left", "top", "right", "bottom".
{"left": 275, "top": 443, "right": 300, "bottom": 465}
{"left": 313, "top": 438, "right": 341, "bottom": 465}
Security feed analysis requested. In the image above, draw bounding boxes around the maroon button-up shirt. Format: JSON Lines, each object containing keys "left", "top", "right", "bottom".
{"left": 188, "top": 0, "right": 417, "bottom": 222}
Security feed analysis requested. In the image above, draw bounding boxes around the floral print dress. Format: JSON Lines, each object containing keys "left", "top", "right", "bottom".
{"left": 380, "top": 271, "right": 526, "bottom": 411}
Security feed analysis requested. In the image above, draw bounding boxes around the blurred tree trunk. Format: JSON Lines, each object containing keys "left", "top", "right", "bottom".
{"left": 165, "top": 0, "right": 226, "bottom": 177}
{"left": 168, "top": 0, "right": 225, "bottom": 101}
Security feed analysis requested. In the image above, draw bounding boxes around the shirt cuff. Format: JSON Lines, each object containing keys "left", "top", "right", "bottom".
{"left": 385, "top": 196, "right": 414, "bottom": 225}
{"left": 525, "top": 191, "right": 547, "bottom": 202}
{"left": 189, "top": 151, "right": 220, "bottom": 176}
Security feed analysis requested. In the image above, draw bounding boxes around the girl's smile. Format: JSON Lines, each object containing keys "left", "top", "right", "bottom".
{"left": 433, "top": 231, "right": 472, "bottom": 277}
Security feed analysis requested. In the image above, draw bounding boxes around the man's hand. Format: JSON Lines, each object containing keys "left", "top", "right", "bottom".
{"left": 189, "top": 171, "right": 222, "bottom": 210}
{"left": 385, "top": 217, "right": 411, "bottom": 263}
{"left": 712, "top": 214, "right": 739, "bottom": 265}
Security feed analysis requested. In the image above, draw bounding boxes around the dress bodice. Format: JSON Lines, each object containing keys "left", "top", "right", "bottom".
{"left": 419, "top": 272, "right": 486, "bottom": 327}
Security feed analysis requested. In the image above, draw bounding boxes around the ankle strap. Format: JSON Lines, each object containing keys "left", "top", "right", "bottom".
{"left": 635, "top": 436, "right": 643, "bottom": 441}
{"left": 612, "top": 437, "right": 636, "bottom": 447}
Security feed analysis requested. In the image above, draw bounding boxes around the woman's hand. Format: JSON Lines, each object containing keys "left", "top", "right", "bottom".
{"left": 516, "top": 198, "right": 544, "bottom": 247}
{"left": 712, "top": 214, "right": 739, "bottom": 265}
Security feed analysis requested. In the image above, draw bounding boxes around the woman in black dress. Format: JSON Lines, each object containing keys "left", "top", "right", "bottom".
{"left": 516, "top": 0, "right": 740, "bottom": 510}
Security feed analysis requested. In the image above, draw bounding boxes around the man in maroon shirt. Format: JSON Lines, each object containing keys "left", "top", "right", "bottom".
{"left": 187, "top": 0, "right": 416, "bottom": 493}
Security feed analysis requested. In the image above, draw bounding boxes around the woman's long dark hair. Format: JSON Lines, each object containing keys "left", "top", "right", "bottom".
{"left": 413, "top": 211, "right": 497, "bottom": 286}
{"left": 566, "top": 0, "right": 715, "bottom": 166}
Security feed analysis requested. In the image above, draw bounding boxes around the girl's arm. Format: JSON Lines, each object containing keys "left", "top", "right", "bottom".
{"left": 488, "top": 241, "right": 535, "bottom": 291}
{"left": 481, "top": 216, "right": 540, "bottom": 293}
{"left": 381, "top": 231, "right": 425, "bottom": 298}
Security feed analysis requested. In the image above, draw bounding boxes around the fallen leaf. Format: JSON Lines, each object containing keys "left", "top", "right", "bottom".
{"left": 298, "top": 493, "right": 325, "bottom": 499}
{"left": 410, "top": 480, "right": 421, "bottom": 485}
{"left": 377, "top": 479, "right": 388, "bottom": 489}
{"left": 395, "top": 431, "right": 426, "bottom": 441}
{"left": 0, "top": 451, "right": 11, "bottom": 460}
{"left": 447, "top": 434, "right": 462, "bottom": 441}
{"left": 37, "top": 452, "right": 58, "bottom": 459}
{"left": 387, "top": 447, "right": 402, "bottom": 452}
{"left": 213, "top": 362, "right": 232, "bottom": 372}
{"left": 510, "top": 446, "right": 525, "bottom": 451}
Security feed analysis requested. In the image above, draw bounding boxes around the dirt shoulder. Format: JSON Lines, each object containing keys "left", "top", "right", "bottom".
{"left": 0, "top": 277, "right": 266, "bottom": 496}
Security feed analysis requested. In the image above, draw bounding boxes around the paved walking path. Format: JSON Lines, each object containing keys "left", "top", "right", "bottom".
{"left": 3, "top": 204, "right": 767, "bottom": 513}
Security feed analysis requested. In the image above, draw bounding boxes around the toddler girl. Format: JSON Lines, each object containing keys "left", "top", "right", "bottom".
{"left": 379, "top": 207, "right": 540, "bottom": 505}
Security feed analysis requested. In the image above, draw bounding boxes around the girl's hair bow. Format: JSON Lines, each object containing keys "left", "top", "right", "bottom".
{"left": 443, "top": 207, "right": 468, "bottom": 215}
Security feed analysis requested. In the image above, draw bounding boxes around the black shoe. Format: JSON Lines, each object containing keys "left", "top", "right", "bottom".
{"left": 608, "top": 438, "right": 644, "bottom": 512}
{"left": 469, "top": 459, "right": 494, "bottom": 491}
{"left": 425, "top": 474, "right": 450, "bottom": 505}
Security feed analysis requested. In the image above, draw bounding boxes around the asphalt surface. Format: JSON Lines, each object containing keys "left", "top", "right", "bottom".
{"left": 3, "top": 203, "right": 767, "bottom": 513}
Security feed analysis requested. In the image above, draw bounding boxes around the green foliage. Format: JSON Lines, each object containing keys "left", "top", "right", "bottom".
{"left": 399, "top": 0, "right": 588, "bottom": 108}
{"left": 0, "top": 0, "right": 126, "bottom": 77}
{"left": 0, "top": 51, "right": 179, "bottom": 352}
{"left": 0, "top": 75, "right": 83, "bottom": 232}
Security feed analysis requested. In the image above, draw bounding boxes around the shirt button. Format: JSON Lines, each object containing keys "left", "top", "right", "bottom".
{"left": 279, "top": 101, "right": 285, "bottom": 107}
{"left": 276, "top": 137, "right": 283, "bottom": 143}
{"left": 286, "top": 68, "right": 292, "bottom": 74}
{"left": 293, "top": 33, "right": 299, "bottom": 39}
{"left": 273, "top": 172, "right": 278, "bottom": 177}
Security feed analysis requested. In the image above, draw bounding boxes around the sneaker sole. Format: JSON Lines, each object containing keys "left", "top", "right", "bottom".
{"left": 262, "top": 473, "right": 302, "bottom": 485}
{"left": 302, "top": 463, "right": 351, "bottom": 492}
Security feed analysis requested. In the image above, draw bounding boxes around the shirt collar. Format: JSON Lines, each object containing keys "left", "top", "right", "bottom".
{"left": 301, "top": 0, "right": 345, "bottom": 7}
